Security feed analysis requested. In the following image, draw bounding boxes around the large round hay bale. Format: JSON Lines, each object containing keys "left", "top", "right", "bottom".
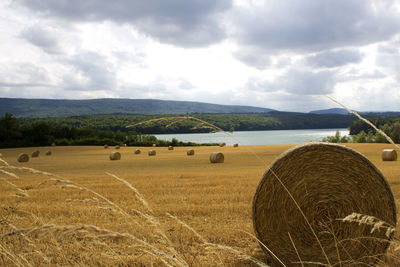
{"left": 104, "top": 144, "right": 109, "bottom": 149}
{"left": 17, "top": 153, "right": 29, "bottom": 163}
{"left": 148, "top": 150, "right": 156, "bottom": 156}
{"left": 253, "top": 142, "right": 396, "bottom": 266}
{"left": 45, "top": 150, "right": 52, "bottom": 156}
{"left": 382, "top": 149, "right": 397, "bottom": 161}
{"left": 134, "top": 149, "right": 141, "bottom": 154}
{"left": 168, "top": 146, "right": 174, "bottom": 150}
{"left": 233, "top": 143, "right": 239, "bottom": 147}
{"left": 187, "top": 149, "right": 195, "bottom": 156}
{"left": 31, "top": 150, "right": 40, "bottom": 158}
{"left": 109, "top": 152, "right": 121, "bottom": 160}
{"left": 115, "top": 145, "right": 120, "bottom": 149}
{"left": 219, "top": 142, "right": 226, "bottom": 147}
{"left": 210, "top": 152, "right": 224, "bottom": 163}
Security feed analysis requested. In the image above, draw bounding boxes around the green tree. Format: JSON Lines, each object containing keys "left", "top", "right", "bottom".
{"left": 391, "top": 122, "right": 400, "bottom": 143}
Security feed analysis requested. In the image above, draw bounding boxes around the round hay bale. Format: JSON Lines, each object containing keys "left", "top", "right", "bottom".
{"left": 115, "top": 145, "right": 120, "bottom": 149}
{"left": 124, "top": 144, "right": 127, "bottom": 147}
{"left": 17, "top": 153, "right": 29, "bottom": 163}
{"left": 109, "top": 152, "right": 121, "bottom": 160}
{"left": 210, "top": 152, "right": 224, "bottom": 163}
{"left": 51, "top": 143, "right": 56, "bottom": 147}
{"left": 219, "top": 142, "right": 226, "bottom": 147}
{"left": 187, "top": 149, "right": 195, "bottom": 156}
{"left": 233, "top": 143, "right": 239, "bottom": 147}
{"left": 134, "top": 149, "right": 141, "bottom": 154}
{"left": 382, "top": 149, "right": 397, "bottom": 161}
{"left": 31, "top": 150, "right": 40, "bottom": 158}
{"left": 104, "top": 144, "right": 109, "bottom": 149}
{"left": 152, "top": 144, "right": 157, "bottom": 147}
{"left": 168, "top": 146, "right": 174, "bottom": 150}
{"left": 45, "top": 150, "right": 52, "bottom": 156}
{"left": 253, "top": 142, "right": 396, "bottom": 266}
{"left": 148, "top": 150, "right": 156, "bottom": 156}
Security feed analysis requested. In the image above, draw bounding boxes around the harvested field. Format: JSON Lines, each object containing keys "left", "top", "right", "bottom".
{"left": 0, "top": 143, "right": 399, "bottom": 266}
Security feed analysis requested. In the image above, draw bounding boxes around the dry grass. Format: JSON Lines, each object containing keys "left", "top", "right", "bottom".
{"left": 0, "top": 143, "right": 400, "bottom": 266}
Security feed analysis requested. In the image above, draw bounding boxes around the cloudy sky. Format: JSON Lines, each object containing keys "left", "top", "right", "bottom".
{"left": 1, "top": 0, "right": 400, "bottom": 112}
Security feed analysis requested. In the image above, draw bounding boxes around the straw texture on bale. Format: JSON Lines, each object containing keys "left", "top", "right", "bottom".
{"left": 109, "top": 152, "right": 121, "bottom": 160}
{"left": 168, "top": 146, "right": 174, "bottom": 150}
{"left": 252, "top": 142, "right": 396, "bottom": 266}
{"left": 31, "top": 150, "right": 40, "bottom": 157}
{"left": 45, "top": 150, "right": 52, "bottom": 156}
{"left": 187, "top": 149, "right": 195, "bottom": 156}
{"left": 210, "top": 152, "right": 224, "bottom": 163}
{"left": 17, "top": 153, "right": 29, "bottom": 163}
{"left": 233, "top": 143, "right": 239, "bottom": 147}
{"left": 148, "top": 150, "right": 156, "bottom": 156}
{"left": 219, "top": 142, "right": 226, "bottom": 147}
{"left": 134, "top": 149, "right": 141, "bottom": 154}
{"left": 115, "top": 145, "right": 120, "bottom": 149}
{"left": 104, "top": 145, "right": 108, "bottom": 149}
{"left": 382, "top": 149, "right": 397, "bottom": 161}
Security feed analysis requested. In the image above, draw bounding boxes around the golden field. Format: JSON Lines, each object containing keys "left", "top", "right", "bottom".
{"left": 1, "top": 143, "right": 400, "bottom": 266}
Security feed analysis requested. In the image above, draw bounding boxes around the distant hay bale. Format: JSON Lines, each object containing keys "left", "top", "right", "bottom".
{"left": 187, "top": 149, "right": 195, "bottom": 156}
{"left": 109, "top": 152, "right": 121, "bottom": 160}
{"left": 134, "top": 149, "right": 141, "bottom": 154}
{"left": 382, "top": 149, "right": 397, "bottom": 161}
{"left": 233, "top": 143, "right": 239, "bottom": 147}
{"left": 104, "top": 144, "right": 108, "bottom": 149}
{"left": 148, "top": 150, "right": 156, "bottom": 156}
{"left": 219, "top": 142, "right": 226, "bottom": 147}
{"left": 168, "top": 146, "right": 174, "bottom": 150}
{"left": 252, "top": 142, "right": 396, "bottom": 266}
{"left": 152, "top": 144, "right": 157, "bottom": 147}
{"left": 51, "top": 143, "right": 56, "bottom": 147}
{"left": 115, "top": 145, "right": 120, "bottom": 149}
{"left": 31, "top": 150, "right": 40, "bottom": 158}
{"left": 17, "top": 153, "right": 29, "bottom": 163}
{"left": 45, "top": 150, "right": 52, "bottom": 156}
{"left": 124, "top": 144, "right": 127, "bottom": 147}
{"left": 210, "top": 152, "right": 224, "bottom": 163}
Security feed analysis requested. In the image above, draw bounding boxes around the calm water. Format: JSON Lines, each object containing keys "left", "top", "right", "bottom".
{"left": 155, "top": 128, "right": 349, "bottom": 145}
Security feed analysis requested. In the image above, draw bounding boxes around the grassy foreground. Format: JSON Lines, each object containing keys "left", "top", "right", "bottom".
{"left": 0, "top": 143, "right": 399, "bottom": 266}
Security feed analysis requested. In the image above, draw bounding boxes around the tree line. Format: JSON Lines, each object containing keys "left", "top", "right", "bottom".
{"left": 0, "top": 113, "right": 212, "bottom": 148}
{"left": 17, "top": 113, "right": 357, "bottom": 134}
{"left": 323, "top": 116, "right": 400, "bottom": 143}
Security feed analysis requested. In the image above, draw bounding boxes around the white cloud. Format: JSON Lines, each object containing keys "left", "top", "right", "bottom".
{"left": 0, "top": 0, "right": 399, "bottom": 112}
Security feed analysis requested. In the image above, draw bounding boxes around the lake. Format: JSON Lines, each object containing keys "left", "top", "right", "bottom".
{"left": 155, "top": 128, "right": 349, "bottom": 145}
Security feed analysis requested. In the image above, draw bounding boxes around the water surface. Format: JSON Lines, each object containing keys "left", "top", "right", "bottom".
{"left": 155, "top": 128, "right": 349, "bottom": 145}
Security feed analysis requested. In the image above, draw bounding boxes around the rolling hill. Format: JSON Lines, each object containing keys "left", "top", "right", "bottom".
{"left": 0, "top": 98, "right": 275, "bottom": 117}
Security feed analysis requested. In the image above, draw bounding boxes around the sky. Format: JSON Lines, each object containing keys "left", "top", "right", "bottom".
{"left": 0, "top": 0, "right": 400, "bottom": 112}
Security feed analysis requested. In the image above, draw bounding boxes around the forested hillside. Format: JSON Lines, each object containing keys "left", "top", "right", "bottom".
{"left": 0, "top": 98, "right": 274, "bottom": 117}
{"left": 18, "top": 113, "right": 357, "bottom": 134}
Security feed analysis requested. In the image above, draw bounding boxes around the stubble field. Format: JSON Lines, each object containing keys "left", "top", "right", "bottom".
{"left": 1, "top": 143, "right": 399, "bottom": 266}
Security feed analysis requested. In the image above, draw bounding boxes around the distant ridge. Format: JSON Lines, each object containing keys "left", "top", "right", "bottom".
{"left": 0, "top": 98, "right": 276, "bottom": 117}
{"left": 309, "top": 108, "right": 349, "bottom": 115}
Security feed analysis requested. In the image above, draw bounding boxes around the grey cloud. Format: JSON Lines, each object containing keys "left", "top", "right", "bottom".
{"left": 232, "top": 0, "right": 400, "bottom": 53}
{"left": 17, "top": 0, "right": 232, "bottom": 47}
{"left": 244, "top": 69, "right": 336, "bottom": 95}
{"left": 277, "top": 69, "right": 336, "bottom": 95}
{"left": 305, "top": 49, "right": 364, "bottom": 68}
{"left": 20, "top": 25, "right": 63, "bottom": 54}
{"left": 233, "top": 46, "right": 272, "bottom": 70}
{"left": 62, "top": 51, "right": 116, "bottom": 91}
{"left": 337, "top": 68, "right": 386, "bottom": 82}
